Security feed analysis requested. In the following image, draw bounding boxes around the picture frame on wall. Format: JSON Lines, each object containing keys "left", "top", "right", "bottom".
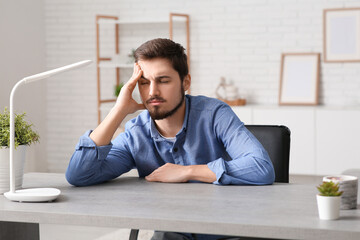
{"left": 323, "top": 8, "right": 360, "bottom": 62}
{"left": 279, "top": 53, "right": 320, "bottom": 106}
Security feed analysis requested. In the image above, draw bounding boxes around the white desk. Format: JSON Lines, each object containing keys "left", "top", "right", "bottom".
{"left": 1, "top": 173, "right": 360, "bottom": 240}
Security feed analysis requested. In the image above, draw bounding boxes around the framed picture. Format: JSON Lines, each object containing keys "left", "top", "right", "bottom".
{"left": 324, "top": 8, "right": 360, "bottom": 62}
{"left": 279, "top": 53, "right": 320, "bottom": 106}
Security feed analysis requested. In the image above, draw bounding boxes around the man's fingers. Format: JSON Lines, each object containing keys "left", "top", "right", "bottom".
{"left": 145, "top": 174, "right": 156, "bottom": 182}
{"left": 125, "top": 63, "right": 142, "bottom": 91}
{"left": 145, "top": 168, "right": 159, "bottom": 182}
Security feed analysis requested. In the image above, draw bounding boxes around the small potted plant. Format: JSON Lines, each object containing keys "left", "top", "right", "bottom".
{"left": 0, "top": 108, "right": 39, "bottom": 193}
{"left": 316, "top": 181, "right": 343, "bottom": 220}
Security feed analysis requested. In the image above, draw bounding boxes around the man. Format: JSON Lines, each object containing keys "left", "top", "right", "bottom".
{"left": 66, "top": 38, "right": 275, "bottom": 240}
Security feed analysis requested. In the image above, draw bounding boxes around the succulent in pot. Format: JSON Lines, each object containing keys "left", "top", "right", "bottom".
{"left": 316, "top": 181, "right": 343, "bottom": 220}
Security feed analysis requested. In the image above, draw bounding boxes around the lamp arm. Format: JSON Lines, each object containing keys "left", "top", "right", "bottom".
{"left": 8, "top": 59, "right": 92, "bottom": 194}
{"left": 9, "top": 79, "right": 26, "bottom": 193}
{"left": 5, "top": 60, "right": 92, "bottom": 202}
{"left": 23, "top": 60, "right": 92, "bottom": 84}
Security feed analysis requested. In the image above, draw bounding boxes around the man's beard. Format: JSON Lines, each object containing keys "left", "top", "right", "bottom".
{"left": 146, "top": 87, "right": 185, "bottom": 120}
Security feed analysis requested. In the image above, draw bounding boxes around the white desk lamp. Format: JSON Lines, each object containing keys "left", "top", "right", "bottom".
{"left": 4, "top": 60, "right": 92, "bottom": 202}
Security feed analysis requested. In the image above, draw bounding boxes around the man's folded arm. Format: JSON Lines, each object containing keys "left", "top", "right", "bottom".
{"left": 207, "top": 154, "right": 275, "bottom": 185}
{"left": 65, "top": 130, "right": 135, "bottom": 186}
{"left": 208, "top": 105, "right": 275, "bottom": 185}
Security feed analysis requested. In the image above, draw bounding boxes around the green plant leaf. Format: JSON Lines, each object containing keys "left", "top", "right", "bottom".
{"left": 0, "top": 107, "right": 39, "bottom": 148}
{"left": 316, "top": 181, "right": 343, "bottom": 196}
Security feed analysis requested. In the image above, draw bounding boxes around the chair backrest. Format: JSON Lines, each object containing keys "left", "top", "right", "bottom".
{"left": 245, "top": 125, "right": 291, "bottom": 183}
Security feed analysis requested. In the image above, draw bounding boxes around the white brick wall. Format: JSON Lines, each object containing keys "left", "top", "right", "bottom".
{"left": 45, "top": 0, "right": 360, "bottom": 172}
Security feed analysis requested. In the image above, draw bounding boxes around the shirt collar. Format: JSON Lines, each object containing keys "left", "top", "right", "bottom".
{"left": 150, "top": 95, "right": 190, "bottom": 140}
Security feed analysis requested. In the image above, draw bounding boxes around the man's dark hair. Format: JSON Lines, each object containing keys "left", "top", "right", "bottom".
{"left": 134, "top": 38, "right": 188, "bottom": 81}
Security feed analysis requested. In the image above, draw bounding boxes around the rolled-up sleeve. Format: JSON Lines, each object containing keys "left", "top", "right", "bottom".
{"left": 208, "top": 105, "right": 275, "bottom": 185}
{"left": 66, "top": 130, "right": 135, "bottom": 186}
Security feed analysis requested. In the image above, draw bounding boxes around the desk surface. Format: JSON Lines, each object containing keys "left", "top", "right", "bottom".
{"left": 1, "top": 173, "right": 360, "bottom": 240}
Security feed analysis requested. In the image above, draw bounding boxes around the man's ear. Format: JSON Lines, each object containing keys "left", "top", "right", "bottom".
{"left": 183, "top": 74, "right": 191, "bottom": 92}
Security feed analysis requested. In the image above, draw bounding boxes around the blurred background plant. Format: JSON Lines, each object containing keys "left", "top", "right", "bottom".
{"left": 114, "top": 83, "right": 124, "bottom": 97}
{"left": 127, "top": 48, "right": 136, "bottom": 63}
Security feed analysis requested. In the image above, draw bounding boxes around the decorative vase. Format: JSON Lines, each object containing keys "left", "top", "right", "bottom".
{"left": 316, "top": 194, "right": 341, "bottom": 220}
{"left": 0, "top": 145, "right": 26, "bottom": 194}
{"left": 215, "top": 77, "right": 239, "bottom": 101}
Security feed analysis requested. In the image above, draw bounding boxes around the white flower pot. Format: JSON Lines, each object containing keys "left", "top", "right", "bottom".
{"left": 316, "top": 194, "right": 341, "bottom": 220}
{"left": 0, "top": 145, "right": 26, "bottom": 194}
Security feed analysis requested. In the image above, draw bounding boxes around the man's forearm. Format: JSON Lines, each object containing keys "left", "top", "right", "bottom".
{"left": 90, "top": 106, "right": 128, "bottom": 146}
{"left": 145, "top": 163, "right": 217, "bottom": 183}
{"left": 188, "top": 165, "right": 217, "bottom": 183}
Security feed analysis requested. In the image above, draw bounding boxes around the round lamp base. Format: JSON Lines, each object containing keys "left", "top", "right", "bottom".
{"left": 4, "top": 188, "right": 61, "bottom": 202}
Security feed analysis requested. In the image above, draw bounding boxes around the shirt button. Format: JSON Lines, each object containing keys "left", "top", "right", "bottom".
{"left": 173, "top": 147, "right": 178, "bottom": 152}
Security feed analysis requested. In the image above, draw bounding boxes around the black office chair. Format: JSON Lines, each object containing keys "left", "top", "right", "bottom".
{"left": 129, "top": 125, "right": 291, "bottom": 240}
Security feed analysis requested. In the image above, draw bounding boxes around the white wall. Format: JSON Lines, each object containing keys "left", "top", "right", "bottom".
{"left": 0, "top": 0, "right": 47, "bottom": 172}
{"left": 43, "top": 0, "right": 360, "bottom": 173}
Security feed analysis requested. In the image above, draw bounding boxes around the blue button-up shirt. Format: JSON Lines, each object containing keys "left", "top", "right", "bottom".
{"left": 66, "top": 95, "right": 275, "bottom": 186}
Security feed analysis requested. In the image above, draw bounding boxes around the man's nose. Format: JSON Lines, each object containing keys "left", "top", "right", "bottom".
{"left": 149, "top": 82, "right": 159, "bottom": 96}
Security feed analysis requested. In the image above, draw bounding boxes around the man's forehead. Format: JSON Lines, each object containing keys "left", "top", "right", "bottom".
{"left": 138, "top": 59, "right": 176, "bottom": 77}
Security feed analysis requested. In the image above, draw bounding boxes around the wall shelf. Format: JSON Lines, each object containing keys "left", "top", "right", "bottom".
{"left": 97, "top": 18, "right": 186, "bottom": 25}
{"left": 98, "top": 62, "right": 133, "bottom": 68}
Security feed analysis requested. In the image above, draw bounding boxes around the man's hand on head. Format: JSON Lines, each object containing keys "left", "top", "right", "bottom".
{"left": 115, "top": 63, "right": 145, "bottom": 114}
{"left": 89, "top": 63, "right": 145, "bottom": 146}
{"left": 145, "top": 163, "right": 191, "bottom": 183}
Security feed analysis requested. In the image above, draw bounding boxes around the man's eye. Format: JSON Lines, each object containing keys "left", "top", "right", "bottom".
{"left": 140, "top": 81, "right": 149, "bottom": 85}
{"left": 160, "top": 80, "right": 169, "bottom": 83}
